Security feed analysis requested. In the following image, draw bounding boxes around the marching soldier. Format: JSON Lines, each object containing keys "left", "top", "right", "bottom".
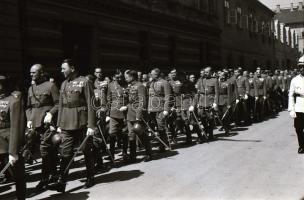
{"left": 0, "top": 75, "right": 26, "bottom": 200}
{"left": 26, "top": 64, "right": 60, "bottom": 191}
{"left": 50, "top": 59, "right": 96, "bottom": 192}
{"left": 148, "top": 68, "right": 172, "bottom": 152}
{"left": 234, "top": 68, "right": 250, "bottom": 125}
{"left": 93, "top": 67, "right": 109, "bottom": 169}
{"left": 253, "top": 70, "right": 267, "bottom": 122}
{"left": 107, "top": 69, "right": 129, "bottom": 162}
{"left": 124, "top": 70, "right": 153, "bottom": 162}
{"left": 196, "top": 67, "right": 219, "bottom": 140}
{"left": 168, "top": 68, "right": 182, "bottom": 144}
{"left": 248, "top": 72, "right": 256, "bottom": 120}
{"left": 217, "top": 71, "right": 232, "bottom": 134}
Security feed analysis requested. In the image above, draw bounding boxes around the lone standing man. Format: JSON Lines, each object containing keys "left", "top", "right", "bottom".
{"left": 289, "top": 63, "right": 304, "bottom": 154}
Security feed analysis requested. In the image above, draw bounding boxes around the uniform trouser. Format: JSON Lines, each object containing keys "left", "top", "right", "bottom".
{"left": 0, "top": 153, "right": 26, "bottom": 200}
{"left": 166, "top": 112, "right": 177, "bottom": 140}
{"left": 39, "top": 127, "right": 58, "bottom": 179}
{"left": 218, "top": 105, "right": 231, "bottom": 131}
{"left": 197, "top": 107, "right": 215, "bottom": 139}
{"left": 93, "top": 119, "right": 107, "bottom": 165}
{"left": 255, "top": 96, "right": 265, "bottom": 121}
{"left": 294, "top": 113, "right": 304, "bottom": 148}
{"left": 127, "top": 121, "right": 152, "bottom": 158}
{"left": 109, "top": 117, "right": 128, "bottom": 158}
{"left": 234, "top": 99, "right": 250, "bottom": 125}
{"left": 148, "top": 112, "right": 169, "bottom": 149}
{"left": 59, "top": 129, "right": 95, "bottom": 180}
{"left": 180, "top": 110, "right": 195, "bottom": 141}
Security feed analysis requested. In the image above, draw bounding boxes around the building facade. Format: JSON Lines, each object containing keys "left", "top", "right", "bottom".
{"left": 218, "top": 0, "right": 299, "bottom": 70}
{"left": 0, "top": 0, "right": 221, "bottom": 83}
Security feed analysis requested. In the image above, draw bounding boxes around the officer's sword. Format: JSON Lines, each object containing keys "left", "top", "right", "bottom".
{"left": 96, "top": 121, "right": 114, "bottom": 163}
{"left": 141, "top": 118, "right": 171, "bottom": 151}
{"left": 0, "top": 162, "right": 11, "bottom": 178}
{"left": 190, "top": 111, "right": 208, "bottom": 140}
{"left": 221, "top": 106, "right": 231, "bottom": 121}
{"left": 64, "top": 134, "right": 91, "bottom": 175}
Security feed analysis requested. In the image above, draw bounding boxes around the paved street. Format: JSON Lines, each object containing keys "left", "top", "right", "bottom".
{"left": 1, "top": 111, "right": 304, "bottom": 200}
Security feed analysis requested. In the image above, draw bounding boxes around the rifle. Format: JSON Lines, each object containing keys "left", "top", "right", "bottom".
{"left": 0, "top": 162, "right": 10, "bottom": 179}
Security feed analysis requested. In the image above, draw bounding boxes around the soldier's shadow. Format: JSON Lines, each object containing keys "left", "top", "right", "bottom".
{"left": 35, "top": 191, "right": 90, "bottom": 200}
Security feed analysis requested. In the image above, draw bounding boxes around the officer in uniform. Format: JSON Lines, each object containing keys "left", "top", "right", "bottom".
{"left": 107, "top": 69, "right": 129, "bottom": 162}
{"left": 125, "top": 70, "right": 153, "bottom": 162}
{"left": 253, "top": 70, "right": 267, "bottom": 122}
{"left": 0, "top": 75, "right": 26, "bottom": 200}
{"left": 26, "top": 64, "right": 60, "bottom": 191}
{"left": 234, "top": 69, "right": 250, "bottom": 125}
{"left": 196, "top": 67, "right": 219, "bottom": 140}
{"left": 148, "top": 68, "right": 172, "bottom": 152}
{"left": 93, "top": 67, "right": 109, "bottom": 169}
{"left": 217, "top": 71, "right": 232, "bottom": 134}
{"left": 248, "top": 72, "right": 256, "bottom": 120}
{"left": 168, "top": 68, "right": 182, "bottom": 144}
{"left": 50, "top": 59, "right": 96, "bottom": 192}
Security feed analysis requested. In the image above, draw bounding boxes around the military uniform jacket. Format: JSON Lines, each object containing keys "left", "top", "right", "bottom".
{"left": 228, "top": 76, "right": 238, "bottom": 101}
{"left": 169, "top": 79, "right": 183, "bottom": 109}
{"left": 254, "top": 77, "right": 267, "bottom": 97}
{"left": 218, "top": 80, "right": 232, "bottom": 106}
{"left": 107, "top": 81, "right": 128, "bottom": 119}
{"left": 236, "top": 76, "right": 249, "bottom": 97}
{"left": 180, "top": 80, "right": 196, "bottom": 111}
{"left": 196, "top": 77, "right": 219, "bottom": 107}
{"left": 127, "top": 81, "right": 147, "bottom": 121}
{"left": 248, "top": 78, "right": 255, "bottom": 97}
{"left": 57, "top": 76, "right": 96, "bottom": 130}
{"left": 271, "top": 76, "right": 279, "bottom": 91}
{"left": 148, "top": 78, "right": 172, "bottom": 112}
{"left": 0, "top": 92, "right": 25, "bottom": 155}
{"left": 94, "top": 79, "right": 108, "bottom": 111}
{"left": 27, "top": 80, "right": 59, "bottom": 128}
{"left": 277, "top": 75, "right": 285, "bottom": 91}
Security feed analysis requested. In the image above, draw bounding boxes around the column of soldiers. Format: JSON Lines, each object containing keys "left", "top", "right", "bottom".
{"left": 0, "top": 58, "right": 296, "bottom": 199}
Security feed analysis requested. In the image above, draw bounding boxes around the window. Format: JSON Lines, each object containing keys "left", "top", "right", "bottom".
{"left": 236, "top": 7, "right": 242, "bottom": 28}
{"left": 224, "top": 0, "right": 230, "bottom": 24}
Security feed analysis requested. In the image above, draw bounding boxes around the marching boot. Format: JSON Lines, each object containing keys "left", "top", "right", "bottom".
{"left": 84, "top": 148, "right": 95, "bottom": 189}
{"left": 49, "top": 157, "right": 70, "bottom": 193}
{"left": 157, "top": 130, "right": 167, "bottom": 153}
{"left": 107, "top": 135, "right": 116, "bottom": 162}
{"left": 184, "top": 125, "right": 193, "bottom": 145}
{"left": 122, "top": 134, "right": 129, "bottom": 162}
{"left": 143, "top": 135, "right": 153, "bottom": 162}
{"left": 207, "top": 127, "right": 214, "bottom": 140}
{"left": 129, "top": 140, "right": 137, "bottom": 163}
{"left": 35, "top": 157, "right": 50, "bottom": 191}
{"left": 15, "top": 178, "right": 26, "bottom": 200}
{"left": 193, "top": 125, "right": 204, "bottom": 144}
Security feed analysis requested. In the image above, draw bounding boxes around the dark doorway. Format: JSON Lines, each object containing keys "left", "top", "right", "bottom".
{"left": 62, "top": 23, "right": 92, "bottom": 76}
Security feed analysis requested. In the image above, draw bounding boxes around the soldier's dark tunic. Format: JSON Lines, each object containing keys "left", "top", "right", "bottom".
{"left": 218, "top": 79, "right": 232, "bottom": 131}
{"left": 57, "top": 75, "right": 95, "bottom": 180}
{"left": 148, "top": 78, "right": 172, "bottom": 149}
{"left": 235, "top": 75, "right": 250, "bottom": 124}
{"left": 254, "top": 77, "right": 267, "bottom": 121}
{"left": 196, "top": 76, "right": 219, "bottom": 139}
{"left": 126, "top": 81, "right": 152, "bottom": 159}
{"left": 0, "top": 92, "right": 26, "bottom": 200}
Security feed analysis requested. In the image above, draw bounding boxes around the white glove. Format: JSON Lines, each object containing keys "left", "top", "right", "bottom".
{"left": 263, "top": 96, "right": 267, "bottom": 100}
{"left": 57, "top": 127, "right": 62, "bottom": 133}
{"left": 235, "top": 99, "right": 240, "bottom": 104}
{"left": 244, "top": 94, "right": 248, "bottom": 100}
{"left": 119, "top": 106, "right": 128, "bottom": 112}
{"left": 163, "top": 111, "right": 169, "bottom": 116}
{"left": 212, "top": 103, "right": 217, "bottom": 109}
{"left": 255, "top": 97, "right": 259, "bottom": 101}
{"left": 86, "top": 128, "right": 95, "bottom": 136}
{"left": 9, "top": 154, "right": 18, "bottom": 166}
{"left": 43, "top": 112, "right": 53, "bottom": 124}
{"left": 189, "top": 106, "right": 194, "bottom": 112}
{"left": 27, "top": 121, "right": 33, "bottom": 129}
{"left": 49, "top": 126, "right": 56, "bottom": 131}
{"left": 289, "top": 111, "right": 297, "bottom": 119}
{"left": 171, "top": 107, "right": 176, "bottom": 111}
{"left": 106, "top": 116, "right": 111, "bottom": 122}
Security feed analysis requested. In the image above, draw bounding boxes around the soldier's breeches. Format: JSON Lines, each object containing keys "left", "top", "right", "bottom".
{"left": 109, "top": 117, "right": 125, "bottom": 135}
